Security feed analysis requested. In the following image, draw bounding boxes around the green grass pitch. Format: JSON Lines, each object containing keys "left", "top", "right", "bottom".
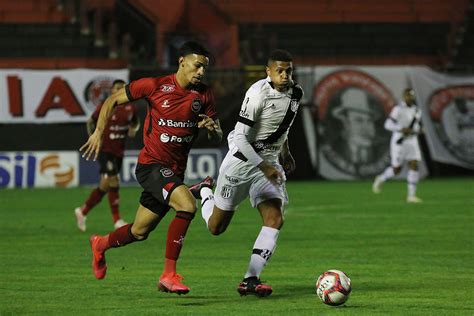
{"left": 1, "top": 178, "right": 473, "bottom": 315}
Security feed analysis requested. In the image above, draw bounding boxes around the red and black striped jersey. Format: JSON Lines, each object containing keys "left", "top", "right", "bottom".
{"left": 126, "top": 74, "right": 217, "bottom": 175}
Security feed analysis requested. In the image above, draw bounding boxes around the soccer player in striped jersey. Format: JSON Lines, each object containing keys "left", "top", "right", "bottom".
{"left": 190, "top": 49, "right": 303, "bottom": 297}
{"left": 80, "top": 41, "right": 222, "bottom": 294}
{"left": 372, "top": 88, "right": 423, "bottom": 203}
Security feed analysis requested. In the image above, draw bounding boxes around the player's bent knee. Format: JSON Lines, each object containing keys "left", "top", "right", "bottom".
{"left": 172, "top": 198, "right": 197, "bottom": 214}
{"left": 133, "top": 232, "right": 149, "bottom": 241}
{"left": 130, "top": 227, "right": 150, "bottom": 241}
{"left": 266, "top": 218, "right": 284, "bottom": 229}
{"left": 263, "top": 214, "right": 284, "bottom": 229}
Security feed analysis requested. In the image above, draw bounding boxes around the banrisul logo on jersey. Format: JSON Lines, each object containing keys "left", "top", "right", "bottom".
{"left": 314, "top": 70, "right": 395, "bottom": 178}
{"left": 83, "top": 76, "right": 115, "bottom": 111}
{"left": 427, "top": 85, "right": 474, "bottom": 164}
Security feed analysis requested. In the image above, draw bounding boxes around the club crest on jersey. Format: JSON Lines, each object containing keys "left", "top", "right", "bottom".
{"left": 191, "top": 98, "right": 202, "bottom": 113}
{"left": 160, "top": 84, "right": 175, "bottom": 92}
{"left": 160, "top": 168, "right": 174, "bottom": 177}
{"left": 290, "top": 100, "right": 299, "bottom": 112}
{"left": 221, "top": 185, "right": 234, "bottom": 198}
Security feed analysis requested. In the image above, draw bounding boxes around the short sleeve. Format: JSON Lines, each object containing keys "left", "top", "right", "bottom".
{"left": 204, "top": 89, "right": 218, "bottom": 119}
{"left": 389, "top": 105, "right": 400, "bottom": 121}
{"left": 237, "top": 87, "right": 263, "bottom": 127}
{"left": 125, "top": 78, "right": 157, "bottom": 101}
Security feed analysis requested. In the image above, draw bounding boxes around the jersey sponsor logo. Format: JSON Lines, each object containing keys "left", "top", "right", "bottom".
{"left": 314, "top": 70, "right": 395, "bottom": 177}
{"left": 162, "top": 99, "right": 170, "bottom": 108}
{"left": 160, "top": 168, "right": 174, "bottom": 177}
{"left": 427, "top": 85, "right": 474, "bottom": 164}
{"left": 109, "top": 133, "right": 126, "bottom": 140}
{"left": 160, "top": 84, "right": 175, "bottom": 92}
{"left": 157, "top": 118, "right": 197, "bottom": 128}
{"left": 109, "top": 125, "right": 129, "bottom": 131}
{"left": 240, "top": 97, "right": 250, "bottom": 118}
{"left": 224, "top": 175, "right": 240, "bottom": 184}
{"left": 191, "top": 98, "right": 202, "bottom": 113}
{"left": 160, "top": 133, "right": 194, "bottom": 143}
{"left": 239, "top": 110, "right": 250, "bottom": 118}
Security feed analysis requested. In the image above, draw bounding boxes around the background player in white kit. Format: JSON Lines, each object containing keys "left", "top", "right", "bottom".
{"left": 190, "top": 49, "right": 303, "bottom": 297}
{"left": 372, "top": 88, "right": 423, "bottom": 203}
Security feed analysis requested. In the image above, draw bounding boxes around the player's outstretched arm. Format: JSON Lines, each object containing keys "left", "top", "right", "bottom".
{"left": 80, "top": 87, "right": 130, "bottom": 160}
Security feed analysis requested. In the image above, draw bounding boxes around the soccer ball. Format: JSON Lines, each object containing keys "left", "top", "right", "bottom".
{"left": 316, "top": 269, "right": 352, "bottom": 306}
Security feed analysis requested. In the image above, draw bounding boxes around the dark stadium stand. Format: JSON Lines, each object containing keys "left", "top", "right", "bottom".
{"left": 0, "top": 23, "right": 108, "bottom": 58}
{"left": 239, "top": 23, "right": 451, "bottom": 64}
{"left": 0, "top": 0, "right": 471, "bottom": 68}
{"left": 452, "top": 4, "right": 474, "bottom": 68}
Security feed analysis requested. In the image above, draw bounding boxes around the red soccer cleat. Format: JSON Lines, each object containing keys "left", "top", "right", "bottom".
{"left": 188, "top": 176, "right": 215, "bottom": 200}
{"left": 158, "top": 273, "right": 190, "bottom": 295}
{"left": 237, "top": 277, "right": 273, "bottom": 297}
{"left": 89, "top": 235, "right": 107, "bottom": 280}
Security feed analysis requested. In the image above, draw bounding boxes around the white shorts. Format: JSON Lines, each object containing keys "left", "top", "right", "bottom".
{"left": 213, "top": 153, "right": 288, "bottom": 211}
{"left": 390, "top": 137, "right": 421, "bottom": 167}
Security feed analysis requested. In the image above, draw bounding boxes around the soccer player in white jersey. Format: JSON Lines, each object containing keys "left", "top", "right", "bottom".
{"left": 189, "top": 49, "right": 303, "bottom": 297}
{"left": 372, "top": 88, "right": 423, "bottom": 203}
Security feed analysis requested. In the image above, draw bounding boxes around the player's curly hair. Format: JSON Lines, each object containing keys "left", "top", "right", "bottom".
{"left": 268, "top": 49, "right": 293, "bottom": 63}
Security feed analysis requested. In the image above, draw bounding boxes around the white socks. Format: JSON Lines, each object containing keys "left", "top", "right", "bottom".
{"left": 244, "top": 226, "right": 280, "bottom": 279}
{"left": 379, "top": 166, "right": 395, "bottom": 181}
{"left": 200, "top": 187, "right": 214, "bottom": 227}
{"left": 407, "top": 169, "right": 419, "bottom": 197}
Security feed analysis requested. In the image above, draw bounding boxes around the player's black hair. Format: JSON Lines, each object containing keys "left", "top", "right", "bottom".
{"left": 268, "top": 49, "right": 293, "bottom": 63}
{"left": 178, "top": 41, "right": 209, "bottom": 58}
{"left": 112, "top": 79, "right": 125, "bottom": 86}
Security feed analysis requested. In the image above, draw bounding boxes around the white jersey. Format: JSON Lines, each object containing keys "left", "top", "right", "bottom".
{"left": 385, "top": 101, "right": 422, "bottom": 143}
{"left": 213, "top": 78, "right": 303, "bottom": 211}
{"left": 385, "top": 101, "right": 422, "bottom": 165}
{"left": 228, "top": 77, "right": 303, "bottom": 163}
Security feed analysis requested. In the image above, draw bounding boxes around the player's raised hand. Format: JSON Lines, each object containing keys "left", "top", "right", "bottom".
{"left": 258, "top": 161, "right": 284, "bottom": 185}
{"left": 80, "top": 130, "right": 103, "bottom": 161}
{"left": 198, "top": 114, "right": 219, "bottom": 131}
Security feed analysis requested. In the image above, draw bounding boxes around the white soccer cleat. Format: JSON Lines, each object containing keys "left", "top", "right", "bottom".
{"left": 114, "top": 219, "right": 128, "bottom": 229}
{"left": 74, "top": 207, "right": 87, "bottom": 232}
{"left": 372, "top": 176, "right": 383, "bottom": 194}
{"left": 407, "top": 196, "right": 423, "bottom": 203}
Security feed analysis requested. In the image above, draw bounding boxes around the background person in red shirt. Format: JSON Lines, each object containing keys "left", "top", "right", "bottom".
{"left": 80, "top": 41, "right": 222, "bottom": 295}
{"left": 75, "top": 79, "right": 140, "bottom": 231}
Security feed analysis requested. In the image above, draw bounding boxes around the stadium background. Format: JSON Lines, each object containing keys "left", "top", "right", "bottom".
{"left": 1, "top": 0, "right": 474, "bottom": 188}
{"left": 1, "top": 1, "right": 473, "bottom": 315}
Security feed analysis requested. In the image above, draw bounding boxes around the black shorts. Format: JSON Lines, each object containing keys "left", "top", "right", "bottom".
{"left": 135, "top": 163, "right": 184, "bottom": 216}
{"left": 98, "top": 152, "right": 123, "bottom": 176}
